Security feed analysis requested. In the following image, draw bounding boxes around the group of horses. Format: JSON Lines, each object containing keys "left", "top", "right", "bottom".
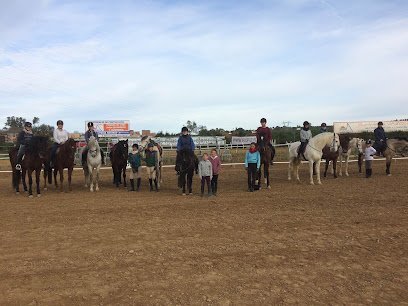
{"left": 8, "top": 135, "right": 162, "bottom": 197}
{"left": 7, "top": 133, "right": 408, "bottom": 197}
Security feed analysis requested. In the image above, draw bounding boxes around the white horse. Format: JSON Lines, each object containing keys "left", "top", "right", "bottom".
{"left": 338, "top": 137, "right": 364, "bottom": 176}
{"left": 139, "top": 135, "right": 163, "bottom": 187}
{"left": 83, "top": 136, "right": 102, "bottom": 192}
{"left": 288, "top": 132, "right": 340, "bottom": 185}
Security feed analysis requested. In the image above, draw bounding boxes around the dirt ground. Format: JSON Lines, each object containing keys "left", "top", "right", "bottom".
{"left": 0, "top": 159, "right": 407, "bottom": 305}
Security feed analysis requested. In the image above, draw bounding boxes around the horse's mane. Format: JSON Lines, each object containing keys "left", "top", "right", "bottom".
{"left": 141, "top": 135, "right": 150, "bottom": 142}
{"left": 393, "top": 137, "right": 408, "bottom": 142}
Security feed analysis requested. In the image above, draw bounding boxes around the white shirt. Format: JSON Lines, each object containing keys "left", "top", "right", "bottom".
{"left": 364, "top": 146, "right": 376, "bottom": 161}
{"left": 53, "top": 128, "right": 69, "bottom": 144}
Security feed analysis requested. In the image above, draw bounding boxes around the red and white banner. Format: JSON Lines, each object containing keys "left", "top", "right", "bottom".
{"left": 334, "top": 120, "right": 408, "bottom": 134}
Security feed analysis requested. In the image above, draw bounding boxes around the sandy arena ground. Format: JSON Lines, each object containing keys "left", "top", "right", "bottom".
{"left": 0, "top": 159, "right": 407, "bottom": 305}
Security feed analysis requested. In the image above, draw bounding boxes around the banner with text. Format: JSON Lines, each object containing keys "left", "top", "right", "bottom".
{"left": 231, "top": 136, "right": 257, "bottom": 146}
{"left": 86, "top": 120, "right": 130, "bottom": 137}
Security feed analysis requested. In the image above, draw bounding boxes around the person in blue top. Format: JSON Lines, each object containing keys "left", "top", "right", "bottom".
{"left": 176, "top": 126, "right": 196, "bottom": 166}
{"left": 128, "top": 143, "right": 142, "bottom": 191}
{"left": 373, "top": 121, "right": 387, "bottom": 156}
{"left": 244, "top": 142, "right": 261, "bottom": 192}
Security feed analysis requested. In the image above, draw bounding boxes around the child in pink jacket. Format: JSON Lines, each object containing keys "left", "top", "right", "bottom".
{"left": 209, "top": 149, "right": 221, "bottom": 196}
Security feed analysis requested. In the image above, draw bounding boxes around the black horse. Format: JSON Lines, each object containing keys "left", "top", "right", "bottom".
{"left": 175, "top": 149, "right": 198, "bottom": 195}
{"left": 9, "top": 136, "right": 48, "bottom": 197}
{"left": 110, "top": 139, "right": 129, "bottom": 188}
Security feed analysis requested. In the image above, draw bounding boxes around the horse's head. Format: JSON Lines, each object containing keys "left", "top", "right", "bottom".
{"left": 339, "top": 134, "right": 352, "bottom": 153}
{"left": 356, "top": 138, "right": 364, "bottom": 154}
{"left": 330, "top": 133, "right": 339, "bottom": 152}
{"left": 117, "top": 139, "right": 129, "bottom": 159}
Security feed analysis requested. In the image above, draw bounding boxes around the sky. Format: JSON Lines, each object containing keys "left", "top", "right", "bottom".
{"left": 0, "top": 0, "right": 407, "bottom": 133}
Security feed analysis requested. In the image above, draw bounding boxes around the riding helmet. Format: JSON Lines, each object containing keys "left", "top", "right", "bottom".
{"left": 366, "top": 139, "right": 372, "bottom": 144}
{"left": 87, "top": 122, "right": 94, "bottom": 128}
{"left": 57, "top": 120, "right": 63, "bottom": 125}
{"left": 378, "top": 121, "right": 383, "bottom": 125}
{"left": 321, "top": 122, "right": 326, "bottom": 127}
{"left": 148, "top": 143, "right": 154, "bottom": 148}
{"left": 260, "top": 118, "right": 267, "bottom": 123}
{"left": 181, "top": 126, "right": 188, "bottom": 132}
{"left": 132, "top": 143, "right": 139, "bottom": 148}
{"left": 24, "top": 122, "right": 32, "bottom": 128}
{"left": 303, "top": 121, "right": 310, "bottom": 126}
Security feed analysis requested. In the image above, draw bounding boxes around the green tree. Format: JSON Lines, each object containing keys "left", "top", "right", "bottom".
{"left": 5, "top": 116, "right": 26, "bottom": 128}
{"left": 33, "top": 124, "right": 54, "bottom": 139}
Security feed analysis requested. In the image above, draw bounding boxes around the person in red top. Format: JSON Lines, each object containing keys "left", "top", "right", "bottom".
{"left": 256, "top": 118, "right": 274, "bottom": 163}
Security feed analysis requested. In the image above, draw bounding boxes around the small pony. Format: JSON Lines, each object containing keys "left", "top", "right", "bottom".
{"left": 83, "top": 136, "right": 102, "bottom": 191}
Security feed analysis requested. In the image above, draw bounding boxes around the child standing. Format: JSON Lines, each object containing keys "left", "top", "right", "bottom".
{"left": 364, "top": 140, "right": 376, "bottom": 178}
{"left": 209, "top": 149, "right": 221, "bottom": 196}
{"left": 198, "top": 153, "right": 213, "bottom": 197}
{"left": 128, "top": 144, "right": 142, "bottom": 191}
{"left": 245, "top": 142, "right": 260, "bottom": 192}
{"left": 145, "top": 143, "right": 159, "bottom": 191}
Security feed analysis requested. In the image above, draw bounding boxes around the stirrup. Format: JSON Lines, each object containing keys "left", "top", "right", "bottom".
{"left": 15, "top": 164, "right": 22, "bottom": 171}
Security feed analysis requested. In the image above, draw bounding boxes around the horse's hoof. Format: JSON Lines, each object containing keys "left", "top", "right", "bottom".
{"left": 37, "top": 194, "right": 41, "bottom": 198}
{"left": 90, "top": 189, "right": 94, "bottom": 192}
{"left": 267, "top": 186, "right": 271, "bottom": 189}
{"left": 387, "top": 174, "right": 392, "bottom": 177}
{"left": 95, "top": 187, "right": 99, "bottom": 191}
{"left": 309, "top": 182, "right": 314, "bottom": 185}
{"left": 345, "top": 173, "right": 349, "bottom": 177}
{"left": 182, "top": 193, "right": 186, "bottom": 196}
{"left": 15, "top": 192, "right": 20, "bottom": 195}
{"left": 317, "top": 181, "right": 322, "bottom": 185}
{"left": 29, "top": 195, "right": 33, "bottom": 198}
{"left": 43, "top": 187, "right": 48, "bottom": 191}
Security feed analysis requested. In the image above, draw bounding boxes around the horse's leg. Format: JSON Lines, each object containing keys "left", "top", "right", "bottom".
{"left": 324, "top": 160, "right": 328, "bottom": 177}
{"left": 95, "top": 166, "right": 100, "bottom": 191}
{"left": 333, "top": 158, "right": 338, "bottom": 178}
{"left": 89, "top": 165, "right": 94, "bottom": 191}
{"left": 28, "top": 169, "right": 33, "bottom": 197}
{"left": 288, "top": 160, "right": 292, "bottom": 181}
{"left": 358, "top": 153, "right": 363, "bottom": 173}
{"left": 345, "top": 154, "right": 350, "bottom": 176}
{"left": 309, "top": 160, "right": 315, "bottom": 185}
{"left": 386, "top": 155, "right": 392, "bottom": 176}
{"left": 59, "top": 167, "right": 64, "bottom": 192}
{"left": 22, "top": 168, "right": 28, "bottom": 192}
{"left": 188, "top": 173, "right": 193, "bottom": 194}
{"left": 68, "top": 166, "right": 73, "bottom": 191}
{"left": 181, "top": 175, "right": 186, "bottom": 195}
{"left": 14, "top": 170, "right": 21, "bottom": 194}
{"left": 123, "top": 166, "right": 127, "bottom": 188}
{"left": 35, "top": 168, "right": 41, "bottom": 197}
{"left": 264, "top": 163, "right": 270, "bottom": 188}
{"left": 316, "top": 160, "right": 322, "bottom": 185}
{"left": 54, "top": 168, "right": 58, "bottom": 188}
{"left": 115, "top": 168, "right": 120, "bottom": 188}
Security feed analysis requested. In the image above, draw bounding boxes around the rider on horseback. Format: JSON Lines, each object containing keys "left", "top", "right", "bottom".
{"left": 374, "top": 121, "right": 387, "bottom": 156}
{"left": 50, "top": 120, "right": 69, "bottom": 168}
{"left": 176, "top": 127, "right": 196, "bottom": 170}
{"left": 256, "top": 118, "right": 274, "bottom": 164}
{"left": 320, "top": 122, "right": 327, "bottom": 133}
{"left": 82, "top": 122, "right": 105, "bottom": 165}
{"left": 298, "top": 121, "right": 312, "bottom": 158}
{"left": 15, "top": 121, "right": 34, "bottom": 170}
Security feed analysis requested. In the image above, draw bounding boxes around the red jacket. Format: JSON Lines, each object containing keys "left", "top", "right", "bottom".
{"left": 256, "top": 127, "right": 272, "bottom": 144}
{"left": 209, "top": 155, "right": 221, "bottom": 175}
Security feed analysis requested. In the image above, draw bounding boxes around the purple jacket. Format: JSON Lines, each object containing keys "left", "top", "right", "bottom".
{"left": 209, "top": 155, "right": 221, "bottom": 175}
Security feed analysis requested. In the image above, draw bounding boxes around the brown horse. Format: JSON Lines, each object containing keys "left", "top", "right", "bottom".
{"left": 322, "top": 145, "right": 339, "bottom": 178}
{"left": 257, "top": 142, "right": 275, "bottom": 189}
{"left": 9, "top": 136, "right": 48, "bottom": 197}
{"left": 110, "top": 139, "right": 129, "bottom": 188}
{"left": 51, "top": 138, "right": 77, "bottom": 192}
{"left": 373, "top": 138, "right": 408, "bottom": 175}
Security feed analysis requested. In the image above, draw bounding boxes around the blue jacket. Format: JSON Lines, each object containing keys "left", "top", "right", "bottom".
{"left": 128, "top": 152, "right": 141, "bottom": 169}
{"left": 374, "top": 127, "right": 386, "bottom": 142}
{"left": 17, "top": 130, "right": 33, "bottom": 146}
{"left": 177, "top": 135, "right": 195, "bottom": 151}
{"left": 245, "top": 150, "right": 260, "bottom": 169}
{"left": 85, "top": 130, "right": 99, "bottom": 144}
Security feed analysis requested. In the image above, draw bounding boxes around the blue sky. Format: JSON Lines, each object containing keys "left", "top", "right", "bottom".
{"left": 1, "top": 0, "right": 407, "bottom": 133}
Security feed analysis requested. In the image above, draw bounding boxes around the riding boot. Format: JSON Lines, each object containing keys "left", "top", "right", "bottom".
{"left": 365, "top": 169, "right": 370, "bottom": 178}
{"left": 154, "top": 179, "right": 159, "bottom": 192}
{"left": 130, "top": 179, "right": 135, "bottom": 191}
{"left": 368, "top": 169, "right": 372, "bottom": 178}
{"left": 149, "top": 179, "right": 153, "bottom": 191}
{"left": 136, "top": 178, "right": 141, "bottom": 191}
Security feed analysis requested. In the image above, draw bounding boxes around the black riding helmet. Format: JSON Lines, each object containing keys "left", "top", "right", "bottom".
{"left": 181, "top": 126, "right": 188, "bottom": 132}
{"left": 321, "top": 122, "right": 326, "bottom": 127}
{"left": 260, "top": 118, "right": 267, "bottom": 123}
{"left": 24, "top": 122, "right": 32, "bottom": 128}
{"left": 132, "top": 143, "right": 139, "bottom": 149}
{"left": 87, "top": 122, "right": 94, "bottom": 128}
{"left": 57, "top": 120, "right": 63, "bottom": 125}
{"left": 303, "top": 121, "right": 310, "bottom": 126}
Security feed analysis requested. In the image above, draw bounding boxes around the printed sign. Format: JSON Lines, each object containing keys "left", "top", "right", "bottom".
{"left": 86, "top": 120, "right": 130, "bottom": 137}
{"left": 334, "top": 121, "right": 408, "bottom": 134}
{"left": 231, "top": 136, "right": 257, "bottom": 145}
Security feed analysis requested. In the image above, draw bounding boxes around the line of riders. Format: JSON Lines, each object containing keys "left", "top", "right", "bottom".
{"left": 14, "top": 118, "right": 388, "bottom": 174}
